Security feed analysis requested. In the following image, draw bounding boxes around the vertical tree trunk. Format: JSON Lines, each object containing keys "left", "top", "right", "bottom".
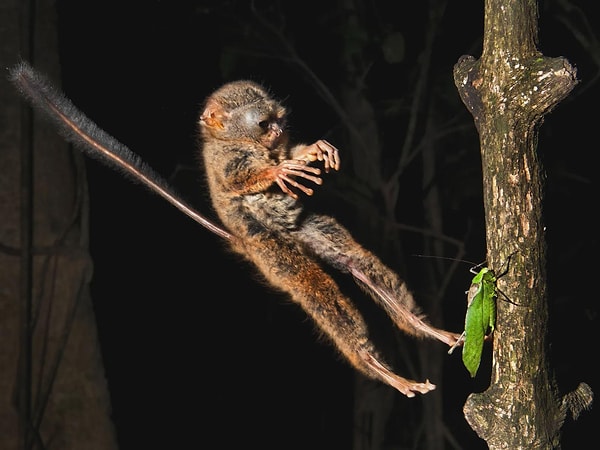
{"left": 0, "top": 1, "right": 118, "bottom": 449}
{"left": 453, "top": 0, "right": 589, "bottom": 448}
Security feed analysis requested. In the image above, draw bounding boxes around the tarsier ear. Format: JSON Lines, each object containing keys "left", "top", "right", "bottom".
{"left": 200, "top": 100, "right": 227, "bottom": 130}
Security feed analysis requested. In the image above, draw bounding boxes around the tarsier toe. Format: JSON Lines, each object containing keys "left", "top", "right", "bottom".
{"left": 395, "top": 379, "right": 437, "bottom": 397}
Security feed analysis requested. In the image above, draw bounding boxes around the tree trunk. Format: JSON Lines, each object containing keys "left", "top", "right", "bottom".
{"left": 0, "top": 1, "right": 118, "bottom": 449}
{"left": 453, "top": 0, "right": 590, "bottom": 448}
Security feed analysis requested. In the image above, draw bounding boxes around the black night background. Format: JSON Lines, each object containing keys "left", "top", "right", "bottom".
{"left": 37, "top": 0, "right": 600, "bottom": 448}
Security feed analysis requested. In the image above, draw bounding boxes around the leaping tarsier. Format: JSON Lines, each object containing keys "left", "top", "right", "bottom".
{"left": 10, "top": 61, "right": 461, "bottom": 397}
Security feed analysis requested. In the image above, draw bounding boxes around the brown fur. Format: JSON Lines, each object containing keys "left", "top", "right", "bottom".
{"left": 199, "top": 80, "right": 460, "bottom": 397}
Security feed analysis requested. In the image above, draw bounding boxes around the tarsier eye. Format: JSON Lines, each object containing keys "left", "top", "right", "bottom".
{"left": 258, "top": 120, "right": 269, "bottom": 130}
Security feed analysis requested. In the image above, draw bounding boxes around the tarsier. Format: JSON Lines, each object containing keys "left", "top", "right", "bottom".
{"left": 10, "top": 62, "right": 461, "bottom": 397}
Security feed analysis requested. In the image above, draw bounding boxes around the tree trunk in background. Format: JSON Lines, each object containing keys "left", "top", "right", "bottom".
{"left": 0, "top": 1, "right": 118, "bottom": 449}
{"left": 453, "top": 0, "right": 590, "bottom": 448}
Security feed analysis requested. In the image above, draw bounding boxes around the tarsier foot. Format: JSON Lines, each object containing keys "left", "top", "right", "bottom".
{"left": 362, "top": 351, "right": 436, "bottom": 398}
{"left": 447, "top": 330, "right": 493, "bottom": 355}
{"left": 434, "top": 328, "right": 464, "bottom": 348}
{"left": 448, "top": 331, "right": 466, "bottom": 354}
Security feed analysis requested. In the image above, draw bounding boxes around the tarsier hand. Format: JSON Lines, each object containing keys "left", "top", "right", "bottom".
{"left": 273, "top": 160, "right": 323, "bottom": 199}
{"left": 275, "top": 140, "right": 341, "bottom": 199}
{"left": 293, "top": 139, "right": 341, "bottom": 173}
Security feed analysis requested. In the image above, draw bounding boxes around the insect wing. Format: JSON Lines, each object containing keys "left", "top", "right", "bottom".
{"left": 462, "top": 281, "right": 486, "bottom": 377}
{"left": 462, "top": 268, "right": 497, "bottom": 377}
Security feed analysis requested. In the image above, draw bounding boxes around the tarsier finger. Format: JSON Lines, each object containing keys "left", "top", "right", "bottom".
{"left": 317, "top": 140, "right": 341, "bottom": 171}
{"left": 280, "top": 168, "right": 323, "bottom": 186}
{"left": 277, "top": 175, "right": 314, "bottom": 197}
{"left": 282, "top": 160, "right": 322, "bottom": 175}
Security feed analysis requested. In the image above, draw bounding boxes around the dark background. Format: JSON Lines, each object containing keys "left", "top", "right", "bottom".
{"left": 51, "top": 1, "right": 598, "bottom": 448}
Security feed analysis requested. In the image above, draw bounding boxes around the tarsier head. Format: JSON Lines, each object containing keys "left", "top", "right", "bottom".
{"left": 199, "top": 80, "right": 288, "bottom": 149}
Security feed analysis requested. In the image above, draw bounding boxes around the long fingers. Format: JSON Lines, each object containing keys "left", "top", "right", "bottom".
{"left": 276, "top": 176, "right": 313, "bottom": 198}
{"left": 274, "top": 160, "right": 323, "bottom": 198}
{"left": 316, "top": 140, "right": 340, "bottom": 172}
{"left": 280, "top": 166, "right": 323, "bottom": 186}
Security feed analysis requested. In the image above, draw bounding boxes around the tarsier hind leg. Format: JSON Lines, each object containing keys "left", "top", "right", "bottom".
{"left": 294, "top": 214, "right": 460, "bottom": 348}
{"left": 240, "top": 233, "right": 437, "bottom": 397}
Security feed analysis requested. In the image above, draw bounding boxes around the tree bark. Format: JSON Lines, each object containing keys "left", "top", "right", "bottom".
{"left": 0, "top": 1, "right": 118, "bottom": 448}
{"left": 453, "top": 0, "right": 590, "bottom": 448}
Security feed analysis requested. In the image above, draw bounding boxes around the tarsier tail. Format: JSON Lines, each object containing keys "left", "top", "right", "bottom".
{"left": 9, "top": 61, "right": 230, "bottom": 240}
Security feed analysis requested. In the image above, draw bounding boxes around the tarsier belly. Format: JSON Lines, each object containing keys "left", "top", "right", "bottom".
{"left": 224, "top": 192, "right": 304, "bottom": 236}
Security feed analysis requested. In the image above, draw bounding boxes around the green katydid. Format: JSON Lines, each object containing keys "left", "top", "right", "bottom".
{"left": 447, "top": 254, "right": 515, "bottom": 378}
{"left": 413, "top": 253, "right": 514, "bottom": 377}
{"left": 449, "top": 266, "right": 498, "bottom": 377}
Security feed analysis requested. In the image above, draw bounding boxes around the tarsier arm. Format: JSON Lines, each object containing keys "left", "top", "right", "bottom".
{"left": 229, "top": 160, "right": 324, "bottom": 199}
